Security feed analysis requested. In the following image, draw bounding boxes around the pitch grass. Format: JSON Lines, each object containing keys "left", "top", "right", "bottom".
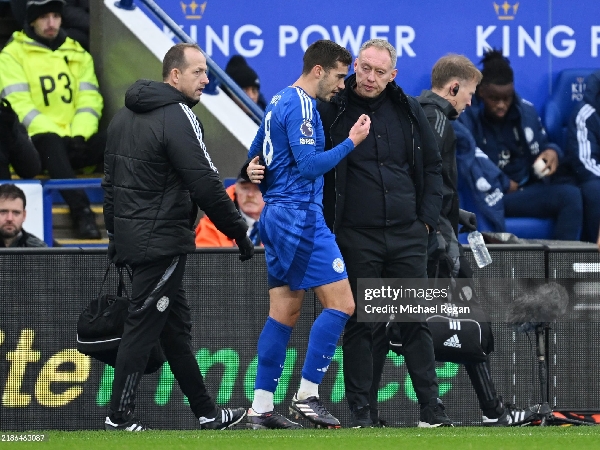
{"left": 5, "top": 427, "right": 600, "bottom": 450}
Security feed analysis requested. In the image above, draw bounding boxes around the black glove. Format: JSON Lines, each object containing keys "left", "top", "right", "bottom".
{"left": 107, "top": 232, "right": 124, "bottom": 266}
{"left": 458, "top": 208, "right": 478, "bottom": 233}
{"left": 69, "top": 135, "right": 87, "bottom": 153}
{"left": 0, "top": 98, "right": 18, "bottom": 126}
{"left": 235, "top": 235, "right": 255, "bottom": 261}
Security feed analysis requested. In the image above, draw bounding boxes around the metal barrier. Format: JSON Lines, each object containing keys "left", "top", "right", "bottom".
{"left": 42, "top": 179, "right": 103, "bottom": 246}
{"left": 114, "top": 0, "right": 264, "bottom": 125}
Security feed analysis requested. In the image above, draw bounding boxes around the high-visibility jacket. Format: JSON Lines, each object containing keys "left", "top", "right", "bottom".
{"left": 0, "top": 30, "right": 103, "bottom": 138}
{"left": 195, "top": 185, "right": 238, "bottom": 247}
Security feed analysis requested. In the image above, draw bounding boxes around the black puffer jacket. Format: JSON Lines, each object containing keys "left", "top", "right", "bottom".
{"left": 318, "top": 75, "right": 442, "bottom": 232}
{"left": 103, "top": 79, "right": 247, "bottom": 265}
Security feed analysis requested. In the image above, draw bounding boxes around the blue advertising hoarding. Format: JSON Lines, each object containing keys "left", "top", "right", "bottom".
{"left": 137, "top": 0, "right": 599, "bottom": 113}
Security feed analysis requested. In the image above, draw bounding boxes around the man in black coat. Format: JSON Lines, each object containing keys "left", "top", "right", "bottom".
{"left": 102, "top": 43, "right": 254, "bottom": 431}
{"left": 318, "top": 39, "right": 449, "bottom": 428}
{"left": 414, "top": 54, "right": 534, "bottom": 427}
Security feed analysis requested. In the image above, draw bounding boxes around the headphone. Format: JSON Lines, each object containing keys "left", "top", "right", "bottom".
{"left": 451, "top": 84, "right": 460, "bottom": 96}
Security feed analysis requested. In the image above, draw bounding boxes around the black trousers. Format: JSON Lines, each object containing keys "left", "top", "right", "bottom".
{"left": 31, "top": 132, "right": 105, "bottom": 215}
{"left": 336, "top": 222, "right": 439, "bottom": 419}
{"left": 109, "top": 254, "right": 216, "bottom": 419}
{"left": 429, "top": 246, "right": 500, "bottom": 415}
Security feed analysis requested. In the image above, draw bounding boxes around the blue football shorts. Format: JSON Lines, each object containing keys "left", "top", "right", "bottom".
{"left": 260, "top": 204, "right": 348, "bottom": 291}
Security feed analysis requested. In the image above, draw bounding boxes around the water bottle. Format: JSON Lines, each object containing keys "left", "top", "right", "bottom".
{"left": 467, "top": 231, "right": 492, "bottom": 268}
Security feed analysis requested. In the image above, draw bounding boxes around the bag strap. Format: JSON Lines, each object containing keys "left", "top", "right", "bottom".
{"left": 116, "top": 266, "right": 132, "bottom": 298}
{"left": 96, "top": 263, "right": 112, "bottom": 298}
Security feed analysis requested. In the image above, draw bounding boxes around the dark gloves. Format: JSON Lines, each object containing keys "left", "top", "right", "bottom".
{"left": 69, "top": 135, "right": 87, "bottom": 153}
{"left": 107, "top": 232, "right": 125, "bottom": 266}
{"left": 235, "top": 235, "right": 255, "bottom": 261}
{"left": 107, "top": 232, "right": 117, "bottom": 262}
{"left": 458, "top": 208, "right": 478, "bottom": 233}
{"left": 0, "top": 98, "right": 17, "bottom": 126}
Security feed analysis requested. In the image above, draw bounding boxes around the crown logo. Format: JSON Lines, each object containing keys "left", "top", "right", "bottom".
{"left": 180, "top": 1, "right": 207, "bottom": 20}
{"left": 493, "top": 1, "right": 519, "bottom": 20}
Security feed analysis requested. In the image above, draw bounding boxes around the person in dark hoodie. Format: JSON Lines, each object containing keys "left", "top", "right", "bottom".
{"left": 410, "top": 54, "right": 534, "bottom": 426}
{"left": 316, "top": 38, "right": 449, "bottom": 428}
{"left": 458, "top": 49, "right": 582, "bottom": 241}
{"left": 565, "top": 70, "right": 600, "bottom": 243}
{"left": 102, "top": 42, "right": 254, "bottom": 431}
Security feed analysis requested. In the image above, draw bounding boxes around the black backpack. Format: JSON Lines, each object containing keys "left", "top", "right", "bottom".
{"left": 76, "top": 264, "right": 165, "bottom": 374}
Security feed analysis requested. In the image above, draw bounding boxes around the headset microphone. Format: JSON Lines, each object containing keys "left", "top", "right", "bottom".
{"left": 451, "top": 85, "right": 459, "bottom": 96}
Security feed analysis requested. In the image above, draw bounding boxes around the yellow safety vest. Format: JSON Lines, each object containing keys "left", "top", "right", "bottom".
{"left": 0, "top": 31, "right": 103, "bottom": 139}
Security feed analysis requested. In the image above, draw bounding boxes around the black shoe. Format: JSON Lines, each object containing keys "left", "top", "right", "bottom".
{"left": 349, "top": 405, "right": 373, "bottom": 428}
{"left": 289, "top": 393, "right": 340, "bottom": 428}
{"left": 72, "top": 208, "right": 101, "bottom": 239}
{"left": 105, "top": 415, "right": 149, "bottom": 431}
{"left": 246, "top": 408, "right": 302, "bottom": 429}
{"left": 483, "top": 403, "right": 535, "bottom": 426}
{"left": 418, "top": 398, "right": 454, "bottom": 428}
{"left": 200, "top": 407, "right": 247, "bottom": 430}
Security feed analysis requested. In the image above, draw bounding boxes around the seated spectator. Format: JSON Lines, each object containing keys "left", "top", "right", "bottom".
{"left": 0, "top": 183, "right": 46, "bottom": 247}
{"left": 225, "top": 54, "right": 267, "bottom": 111}
{"left": 196, "top": 177, "right": 264, "bottom": 247}
{"left": 458, "top": 49, "right": 582, "bottom": 241}
{"left": 565, "top": 70, "right": 600, "bottom": 243}
{"left": 0, "top": 0, "right": 104, "bottom": 239}
{"left": 10, "top": 0, "right": 90, "bottom": 49}
{"left": 0, "top": 98, "right": 41, "bottom": 180}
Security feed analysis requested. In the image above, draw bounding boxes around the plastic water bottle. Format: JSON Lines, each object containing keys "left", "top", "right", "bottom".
{"left": 467, "top": 231, "right": 492, "bottom": 268}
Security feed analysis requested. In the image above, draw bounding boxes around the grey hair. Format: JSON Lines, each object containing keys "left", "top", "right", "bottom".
{"left": 359, "top": 39, "right": 397, "bottom": 69}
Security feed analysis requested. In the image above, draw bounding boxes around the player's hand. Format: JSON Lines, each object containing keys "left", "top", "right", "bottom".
{"left": 348, "top": 114, "right": 371, "bottom": 147}
{"left": 538, "top": 149, "right": 559, "bottom": 175}
{"left": 235, "top": 235, "right": 255, "bottom": 261}
{"left": 458, "top": 209, "right": 478, "bottom": 233}
{"left": 247, "top": 156, "right": 265, "bottom": 184}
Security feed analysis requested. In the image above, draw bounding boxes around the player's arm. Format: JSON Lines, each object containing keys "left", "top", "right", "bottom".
{"left": 292, "top": 114, "right": 371, "bottom": 180}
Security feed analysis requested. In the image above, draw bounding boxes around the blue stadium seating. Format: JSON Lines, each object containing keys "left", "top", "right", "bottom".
{"left": 543, "top": 68, "right": 596, "bottom": 150}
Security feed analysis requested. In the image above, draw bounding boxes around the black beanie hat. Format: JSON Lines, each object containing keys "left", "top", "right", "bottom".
{"left": 26, "top": 0, "right": 65, "bottom": 24}
{"left": 225, "top": 55, "right": 260, "bottom": 90}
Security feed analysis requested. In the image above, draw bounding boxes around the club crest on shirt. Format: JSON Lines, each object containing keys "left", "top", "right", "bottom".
{"left": 332, "top": 258, "right": 345, "bottom": 273}
{"left": 300, "top": 121, "right": 314, "bottom": 137}
{"left": 157, "top": 296, "right": 169, "bottom": 312}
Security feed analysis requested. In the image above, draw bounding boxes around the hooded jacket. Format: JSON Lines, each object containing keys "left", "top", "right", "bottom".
{"left": 417, "top": 89, "right": 459, "bottom": 234}
{"left": 458, "top": 93, "right": 561, "bottom": 187}
{"left": 103, "top": 80, "right": 247, "bottom": 265}
{"left": 566, "top": 70, "right": 600, "bottom": 183}
{"left": 318, "top": 74, "right": 442, "bottom": 233}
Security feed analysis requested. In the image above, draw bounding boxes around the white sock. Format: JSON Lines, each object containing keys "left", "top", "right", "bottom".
{"left": 296, "top": 378, "right": 319, "bottom": 400}
{"left": 252, "top": 389, "right": 274, "bottom": 414}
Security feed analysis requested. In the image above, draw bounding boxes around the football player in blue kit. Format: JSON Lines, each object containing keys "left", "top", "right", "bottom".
{"left": 242, "top": 40, "right": 371, "bottom": 429}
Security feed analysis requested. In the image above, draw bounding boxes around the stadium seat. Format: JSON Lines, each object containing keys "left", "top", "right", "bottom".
{"left": 457, "top": 181, "right": 554, "bottom": 243}
{"left": 543, "top": 68, "right": 596, "bottom": 149}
